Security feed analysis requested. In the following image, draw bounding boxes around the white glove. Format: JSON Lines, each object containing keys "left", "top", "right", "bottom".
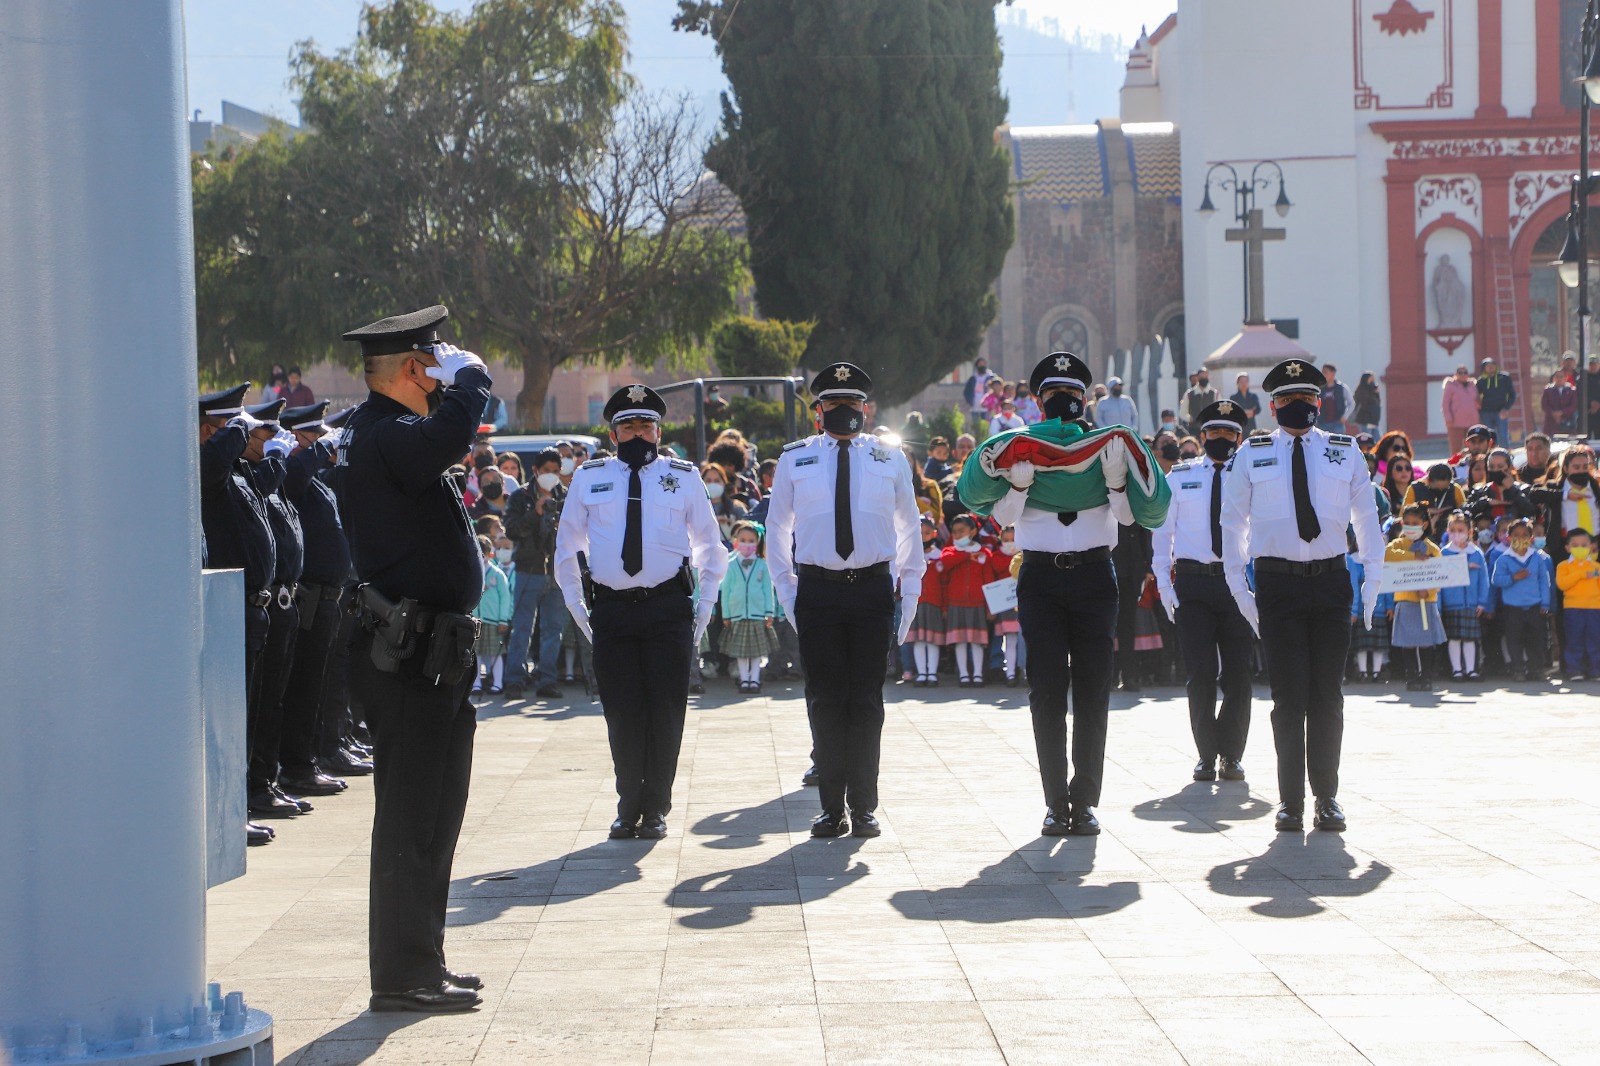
{"left": 1158, "top": 583, "right": 1178, "bottom": 623}
{"left": 896, "top": 596, "right": 918, "bottom": 646}
{"left": 567, "top": 600, "right": 593, "bottom": 644}
{"left": 1100, "top": 439, "right": 1129, "bottom": 490}
{"left": 1362, "top": 578, "right": 1383, "bottom": 632}
{"left": 693, "top": 598, "right": 715, "bottom": 648}
{"left": 262, "top": 428, "right": 296, "bottom": 459}
{"left": 423, "top": 343, "right": 488, "bottom": 386}
{"left": 323, "top": 428, "right": 345, "bottom": 448}
{"left": 778, "top": 588, "right": 798, "bottom": 633}
{"left": 229, "top": 411, "right": 266, "bottom": 433}
{"left": 1235, "top": 589, "right": 1261, "bottom": 638}
{"left": 1005, "top": 460, "right": 1035, "bottom": 489}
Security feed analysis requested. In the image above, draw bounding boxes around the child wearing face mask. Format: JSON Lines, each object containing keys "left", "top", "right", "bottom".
{"left": 1555, "top": 528, "right": 1600, "bottom": 680}
{"left": 905, "top": 515, "right": 948, "bottom": 686}
{"left": 938, "top": 515, "right": 999, "bottom": 687}
{"left": 1491, "top": 518, "right": 1553, "bottom": 681}
{"left": 1439, "top": 511, "right": 1490, "bottom": 680}
{"left": 1382, "top": 505, "right": 1447, "bottom": 691}
{"left": 994, "top": 527, "right": 1025, "bottom": 686}
{"left": 472, "top": 534, "right": 513, "bottom": 695}
{"left": 717, "top": 522, "right": 777, "bottom": 694}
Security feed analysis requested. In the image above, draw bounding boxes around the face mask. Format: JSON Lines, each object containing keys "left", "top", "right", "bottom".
{"left": 1203, "top": 437, "right": 1237, "bottom": 462}
{"left": 1533, "top": 536, "right": 1547, "bottom": 551}
{"left": 424, "top": 381, "right": 443, "bottom": 415}
{"left": 1197, "top": 377, "right": 1210, "bottom": 387}
{"left": 1111, "top": 387, "right": 1123, "bottom": 397}
{"left": 1571, "top": 472, "right": 1593, "bottom": 488}
{"left": 1477, "top": 529, "right": 1494, "bottom": 546}
{"left": 559, "top": 458, "right": 576, "bottom": 475}
{"left": 821, "top": 403, "right": 864, "bottom": 436}
{"left": 481, "top": 482, "right": 503, "bottom": 501}
{"left": 495, "top": 548, "right": 514, "bottom": 567}
{"left": 1572, "top": 547, "right": 1592, "bottom": 561}
{"left": 1510, "top": 538, "right": 1532, "bottom": 554}
{"left": 1180, "top": 450, "right": 1199, "bottom": 460}
{"left": 1274, "top": 399, "right": 1318, "bottom": 430}
{"left": 705, "top": 481, "right": 725, "bottom": 500}
{"left": 1042, "top": 393, "right": 1084, "bottom": 421}
{"left": 954, "top": 536, "right": 974, "bottom": 549}
{"left": 1449, "top": 531, "right": 1469, "bottom": 548}
{"left": 1159, "top": 442, "right": 1181, "bottom": 461}
{"left": 615, "top": 435, "right": 656, "bottom": 469}
{"left": 536, "top": 472, "right": 561, "bottom": 491}
{"left": 735, "top": 541, "right": 758, "bottom": 558}
{"left": 1401, "top": 526, "right": 1424, "bottom": 541}
{"left": 1000, "top": 542, "right": 1019, "bottom": 555}
{"left": 1488, "top": 469, "right": 1507, "bottom": 484}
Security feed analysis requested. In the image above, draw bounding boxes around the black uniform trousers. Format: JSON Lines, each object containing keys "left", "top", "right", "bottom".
{"left": 278, "top": 591, "right": 343, "bottom": 779}
{"left": 249, "top": 598, "right": 298, "bottom": 793}
{"left": 1174, "top": 571, "right": 1254, "bottom": 762}
{"left": 351, "top": 628, "right": 477, "bottom": 994}
{"left": 794, "top": 571, "right": 894, "bottom": 816}
{"left": 590, "top": 591, "right": 694, "bottom": 821}
{"left": 244, "top": 603, "right": 271, "bottom": 783}
{"left": 1016, "top": 558, "right": 1118, "bottom": 812}
{"left": 1256, "top": 566, "right": 1352, "bottom": 804}
{"left": 319, "top": 588, "right": 362, "bottom": 760}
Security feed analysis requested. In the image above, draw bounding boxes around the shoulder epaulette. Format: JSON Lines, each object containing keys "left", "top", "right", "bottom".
{"left": 581, "top": 457, "right": 606, "bottom": 469}
{"left": 1328, "top": 433, "right": 1354, "bottom": 446}
{"left": 1171, "top": 460, "right": 1195, "bottom": 472}
{"left": 668, "top": 457, "right": 696, "bottom": 471}
{"left": 1248, "top": 436, "right": 1273, "bottom": 446}
{"left": 782, "top": 438, "right": 810, "bottom": 453}
{"left": 1224, "top": 455, "right": 1237, "bottom": 472}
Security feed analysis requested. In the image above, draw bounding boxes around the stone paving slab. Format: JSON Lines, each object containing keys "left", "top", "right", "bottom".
{"left": 206, "top": 677, "right": 1600, "bottom": 1064}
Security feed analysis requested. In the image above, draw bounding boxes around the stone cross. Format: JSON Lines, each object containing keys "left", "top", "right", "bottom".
{"left": 1225, "top": 208, "right": 1286, "bottom": 326}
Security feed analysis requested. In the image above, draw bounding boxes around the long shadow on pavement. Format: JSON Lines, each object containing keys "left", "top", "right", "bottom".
{"left": 1132, "top": 780, "right": 1273, "bottom": 833}
{"left": 890, "top": 836, "right": 1142, "bottom": 923}
{"left": 1207, "top": 831, "right": 1392, "bottom": 917}
{"left": 447, "top": 838, "right": 661, "bottom": 925}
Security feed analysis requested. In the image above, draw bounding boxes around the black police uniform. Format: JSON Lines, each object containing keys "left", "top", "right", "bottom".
{"left": 1152, "top": 400, "right": 1253, "bottom": 779}
{"left": 337, "top": 306, "right": 490, "bottom": 998}
{"left": 277, "top": 402, "right": 354, "bottom": 791}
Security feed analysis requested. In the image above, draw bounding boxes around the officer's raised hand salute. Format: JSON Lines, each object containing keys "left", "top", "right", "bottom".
{"left": 765, "top": 363, "right": 926, "bottom": 840}
{"left": 1221, "top": 358, "right": 1383, "bottom": 835}
{"left": 336, "top": 305, "right": 492, "bottom": 1015}
{"left": 554, "top": 385, "right": 727, "bottom": 842}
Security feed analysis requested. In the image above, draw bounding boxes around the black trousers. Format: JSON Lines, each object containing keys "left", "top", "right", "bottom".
{"left": 591, "top": 592, "right": 693, "bottom": 820}
{"left": 1174, "top": 571, "right": 1254, "bottom": 762}
{"left": 1256, "top": 567, "right": 1352, "bottom": 804}
{"left": 795, "top": 572, "right": 894, "bottom": 815}
{"left": 1016, "top": 558, "right": 1118, "bottom": 811}
{"left": 351, "top": 628, "right": 477, "bottom": 994}
{"left": 278, "top": 592, "right": 342, "bottom": 779}
{"left": 249, "top": 598, "right": 298, "bottom": 793}
{"left": 319, "top": 589, "right": 361, "bottom": 760}
{"left": 1501, "top": 605, "right": 1545, "bottom": 675}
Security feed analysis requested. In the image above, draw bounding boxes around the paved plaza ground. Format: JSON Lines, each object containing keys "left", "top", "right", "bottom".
{"left": 209, "top": 676, "right": 1600, "bottom": 1065}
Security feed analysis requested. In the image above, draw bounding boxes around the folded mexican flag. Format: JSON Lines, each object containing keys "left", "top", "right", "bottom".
{"left": 956, "top": 420, "right": 1171, "bottom": 530}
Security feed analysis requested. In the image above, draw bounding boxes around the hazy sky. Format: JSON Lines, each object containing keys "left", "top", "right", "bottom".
{"left": 184, "top": 0, "right": 1177, "bottom": 124}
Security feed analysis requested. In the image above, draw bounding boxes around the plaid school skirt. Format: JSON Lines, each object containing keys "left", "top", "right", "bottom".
{"left": 719, "top": 618, "right": 779, "bottom": 659}
{"left": 1351, "top": 609, "right": 1391, "bottom": 652}
{"left": 475, "top": 621, "right": 507, "bottom": 660}
{"left": 1442, "top": 607, "right": 1481, "bottom": 641}
{"left": 905, "top": 601, "right": 946, "bottom": 645}
{"left": 943, "top": 604, "right": 991, "bottom": 645}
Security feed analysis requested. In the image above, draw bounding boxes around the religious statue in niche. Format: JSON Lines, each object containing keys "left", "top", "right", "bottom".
{"left": 1430, "top": 255, "right": 1469, "bottom": 329}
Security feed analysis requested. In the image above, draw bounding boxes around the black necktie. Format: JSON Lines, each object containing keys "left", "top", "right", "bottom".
{"left": 622, "top": 465, "right": 643, "bottom": 575}
{"left": 1211, "top": 463, "right": 1225, "bottom": 560}
{"left": 1057, "top": 510, "right": 1077, "bottom": 527}
{"left": 1292, "top": 436, "right": 1321, "bottom": 542}
{"left": 835, "top": 438, "right": 854, "bottom": 559}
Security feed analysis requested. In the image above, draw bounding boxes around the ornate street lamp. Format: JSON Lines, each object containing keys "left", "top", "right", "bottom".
{"left": 1197, "top": 161, "right": 1292, "bottom": 324}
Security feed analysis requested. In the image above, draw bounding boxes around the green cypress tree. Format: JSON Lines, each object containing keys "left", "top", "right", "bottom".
{"left": 676, "top": 0, "right": 1014, "bottom": 404}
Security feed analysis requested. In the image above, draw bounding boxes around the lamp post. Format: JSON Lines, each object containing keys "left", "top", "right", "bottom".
{"left": 1198, "top": 161, "right": 1292, "bottom": 325}
{"left": 1555, "top": 0, "right": 1600, "bottom": 441}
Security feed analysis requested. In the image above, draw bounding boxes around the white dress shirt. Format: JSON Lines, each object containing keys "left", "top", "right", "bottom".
{"left": 1220, "top": 427, "right": 1383, "bottom": 604}
{"left": 990, "top": 483, "right": 1132, "bottom": 553}
{"left": 1559, "top": 477, "right": 1598, "bottom": 536}
{"left": 554, "top": 454, "right": 728, "bottom": 607}
{"left": 766, "top": 433, "right": 925, "bottom": 611}
{"left": 1153, "top": 459, "right": 1227, "bottom": 595}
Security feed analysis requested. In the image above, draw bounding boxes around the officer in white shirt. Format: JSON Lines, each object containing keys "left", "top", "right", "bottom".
{"left": 767, "top": 362, "right": 925, "bottom": 839}
{"left": 1221, "top": 358, "right": 1384, "bottom": 833}
{"left": 1153, "top": 400, "right": 1253, "bottom": 786}
{"left": 555, "top": 384, "right": 727, "bottom": 840}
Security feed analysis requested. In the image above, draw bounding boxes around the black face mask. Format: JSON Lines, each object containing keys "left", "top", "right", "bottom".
{"left": 1042, "top": 393, "right": 1084, "bottom": 422}
{"left": 1203, "top": 437, "right": 1237, "bottom": 462}
{"left": 1275, "top": 399, "right": 1318, "bottom": 430}
{"left": 616, "top": 435, "right": 657, "bottom": 469}
{"left": 1570, "top": 471, "right": 1592, "bottom": 488}
{"left": 424, "top": 381, "right": 443, "bottom": 415}
{"left": 820, "top": 404, "right": 865, "bottom": 436}
{"left": 1159, "top": 442, "right": 1181, "bottom": 461}
{"left": 1488, "top": 469, "right": 1508, "bottom": 484}
{"left": 1196, "top": 377, "right": 1209, "bottom": 388}
{"left": 481, "top": 482, "right": 503, "bottom": 501}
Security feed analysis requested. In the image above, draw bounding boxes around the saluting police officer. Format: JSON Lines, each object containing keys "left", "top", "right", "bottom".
{"left": 1153, "top": 399, "right": 1253, "bottom": 784}
{"left": 1222, "top": 358, "right": 1383, "bottom": 833}
{"left": 555, "top": 384, "right": 727, "bottom": 840}
{"left": 766, "top": 363, "right": 925, "bottom": 839}
{"left": 337, "top": 305, "right": 492, "bottom": 1013}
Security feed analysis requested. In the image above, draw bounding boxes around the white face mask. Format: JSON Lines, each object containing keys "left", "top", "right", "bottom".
{"left": 705, "top": 482, "right": 725, "bottom": 500}
{"left": 1449, "top": 530, "right": 1469, "bottom": 548}
{"left": 1000, "top": 542, "right": 1019, "bottom": 555}
{"left": 1401, "top": 526, "right": 1424, "bottom": 541}
{"left": 954, "top": 535, "right": 974, "bottom": 549}
{"left": 559, "top": 458, "right": 575, "bottom": 475}
{"left": 536, "top": 472, "right": 561, "bottom": 491}
{"left": 494, "top": 548, "right": 514, "bottom": 567}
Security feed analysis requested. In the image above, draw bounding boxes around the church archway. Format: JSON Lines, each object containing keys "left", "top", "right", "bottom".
{"left": 1035, "top": 304, "right": 1102, "bottom": 370}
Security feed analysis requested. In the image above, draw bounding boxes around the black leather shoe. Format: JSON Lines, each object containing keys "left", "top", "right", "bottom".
{"left": 1193, "top": 758, "right": 1217, "bottom": 781}
{"left": 271, "top": 784, "right": 314, "bottom": 813}
{"left": 502, "top": 684, "right": 524, "bottom": 700}
{"left": 248, "top": 789, "right": 302, "bottom": 818}
{"left": 1069, "top": 807, "right": 1100, "bottom": 836}
{"left": 810, "top": 811, "right": 850, "bottom": 838}
{"left": 1219, "top": 757, "right": 1246, "bottom": 781}
{"left": 1275, "top": 804, "right": 1304, "bottom": 832}
{"left": 279, "top": 772, "right": 347, "bottom": 795}
{"left": 689, "top": 683, "right": 706, "bottom": 695}
{"left": 535, "top": 683, "right": 563, "bottom": 699}
{"left": 1040, "top": 808, "right": 1072, "bottom": 837}
{"left": 850, "top": 811, "right": 881, "bottom": 838}
{"left": 637, "top": 814, "right": 668, "bottom": 839}
{"left": 800, "top": 765, "right": 820, "bottom": 787}
{"left": 608, "top": 817, "right": 639, "bottom": 839}
{"left": 443, "top": 971, "right": 482, "bottom": 991}
{"left": 326, "top": 752, "right": 374, "bottom": 776}
{"left": 369, "top": 983, "right": 481, "bottom": 1013}
{"left": 1313, "top": 797, "right": 1346, "bottom": 832}
{"left": 246, "top": 822, "right": 274, "bottom": 846}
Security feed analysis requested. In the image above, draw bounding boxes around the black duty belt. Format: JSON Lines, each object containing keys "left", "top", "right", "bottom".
{"left": 1022, "top": 546, "right": 1112, "bottom": 569}
{"left": 592, "top": 578, "right": 683, "bottom": 603}
{"left": 273, "top": 583, "right": 298, "bottom": 610}
{"left": 1174, "top": 560, "right": 1226, "bottom": 577}
{"left": 798, "top": 561, "right": 891, "bottom": 583}
{"left": 1255, "top": 556, "right": 1347, "bottom": 577}
{"left": 299, "top": 581, "right": 345, "bottom": 601}
{"left": 250, "top": 588, "right": 273, "bottom": 609}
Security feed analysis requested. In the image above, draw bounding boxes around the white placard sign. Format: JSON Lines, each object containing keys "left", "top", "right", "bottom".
{"left": 1378, "top": 551, "right": 1469, "bottom": 593}
{"left": 982, "top": 576, "right": 1018, "bottom": 614}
